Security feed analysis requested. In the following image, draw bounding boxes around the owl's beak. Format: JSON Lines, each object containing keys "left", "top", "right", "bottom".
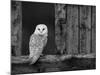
{"left": 40, "top": 31, "right": 43, "bottom": 33}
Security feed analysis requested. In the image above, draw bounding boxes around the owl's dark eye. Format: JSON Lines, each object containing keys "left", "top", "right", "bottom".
{"left": 43, "top": 28, "right": 45, "bottom": 31}
{"left": 38, "top": 28, "right": 40, "bottom": 30}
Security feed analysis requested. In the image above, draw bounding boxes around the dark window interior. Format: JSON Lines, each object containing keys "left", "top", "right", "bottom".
{"left": 22, "top": 1, "right": 56, "bottom": 55}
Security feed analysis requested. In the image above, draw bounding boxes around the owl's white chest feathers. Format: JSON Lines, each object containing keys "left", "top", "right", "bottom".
{"left": 29, "top": 34, "right": 47, "bottom": 48}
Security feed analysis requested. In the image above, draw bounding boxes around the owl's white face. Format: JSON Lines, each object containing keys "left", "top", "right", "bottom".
{"left": 34, "top": 24, "right": 48, "bottom": 36}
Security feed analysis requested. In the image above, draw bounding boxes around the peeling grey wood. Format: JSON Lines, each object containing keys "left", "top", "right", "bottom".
{"left": 79, "top": 6, "right": 91, "bottom": 54}
{"left": 11, "top": 54, "right": 96, "bottom": 64}
{"left": 55, "top": 4, "right": 95, "bottom": 55}
{"left": 66, "top": 5, "right": 79, "bottom": 54}
{"left": 11, "top": 1, "right": 22, "bottom": 56}
{"left": 55, "top": 4, "right": 66, "bottom": 54}
{"left": 85, "top": 6, "right": 91, "bottom": 54}
{"left": 68, "top": 5, "right": 79, "bottom": 54}
{"left": 66, "top": 5, "right": 73, "bottom": 54}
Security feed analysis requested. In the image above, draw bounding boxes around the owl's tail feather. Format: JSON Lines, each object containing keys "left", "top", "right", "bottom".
{"left": 19, "top": 54, "right": 40, "bottom": 65}
{"left": 29, "top": 55, "right": 40, "bottom": 65}
{"left": 20, "top": 56, "right": 31, "bottom": 63}
{"left": 20, "top": 56, "right": 36, "bottom": 64}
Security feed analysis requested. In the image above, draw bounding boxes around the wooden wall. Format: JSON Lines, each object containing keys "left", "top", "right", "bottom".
{"left": 11, "top": 1, "right": 96, "bottom": 56}
{"left": 55, "top": 4, "right": 96, "bottom": 55}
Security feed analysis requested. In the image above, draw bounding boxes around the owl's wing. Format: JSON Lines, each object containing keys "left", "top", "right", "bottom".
{"left": 29, "top": 34, "right": 37, "bottom": 45}
{"left": 43, "top": 37, "right": 47, "bottom": 47}
{"left": 29, "top": 34, "right": 39, "bottom": 58}
{"left": 29, "top": 34, "right": 47, "bottom": 64}
{"left": 29, "top": 34, "right": 44, "bottom": 58}
{"left": 29, "top": 34, "right": 40, "bottom": 48}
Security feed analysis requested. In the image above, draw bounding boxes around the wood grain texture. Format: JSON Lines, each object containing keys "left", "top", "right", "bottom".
{"left": 55, "top": 4, "right": 66, "bottom": 54}
{"left": 11, "top": 54, "right": 95, "bottom": 63}
{"left": 70, "top": 5, "right": 79, "bottom": 54}
{"left": 55, "top": 4, "right": 95, "bottom": 55}
{"left": 66, "top": 5, "right": 73, "bottom": 54}
{"left": 91, "top": 6, "right": 96, "bottom": 53}
{"left": 66, "top": 5, "right": 79, "bottom": 54}
{"left": 11, "top": 1, "right": 22, "bottom": 56}
{"left": 79, "top": 6, "right": 91, "bottom": 54}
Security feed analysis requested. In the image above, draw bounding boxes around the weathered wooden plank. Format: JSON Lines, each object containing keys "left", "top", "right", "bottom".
{"left": 12, "top": 53, "right": 96, "bottom": 63}
{"left": 91, "top": 6, "right": 96, "bottom": 53}
{"left": 79, "top": 6, "right": 86, "bottom": 54}
{"left": 55, "top": 4, "right": 93, "bottom": 55}
{"left": 86, "top": 6, "right": 91, "bottom": 54}
{"left": 17, "top": 2, "right": 22, "bottom": 56}
{"left": 11, "top": 54, "right": 95, "bottom": 63}
{"left": 71, "top": 5, "right": 79, "bottom": 54}
{"left": 11, "top": 1, "right": 22, "bottom": 56}
{"left": 79, "top": 6, "right": 91, "bottom": 54}
{"left": 66, "top": 5, "right": 73, "bottom": 54}
{"left": 66, "top": 5, "right": 79, "bottom": 54}
{"left": 55, "top": 4, "right": 66, "bottom": 54}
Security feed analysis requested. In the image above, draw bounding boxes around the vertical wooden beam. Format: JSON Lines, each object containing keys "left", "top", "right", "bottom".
{"left": 66, "top": 5, "right": 78, "bottom": 54}
{"left": 78, "top": 6, "right": 80, "bottom": 54}
{"left": 66, "top": 5, "right": 73, "bottom": 54}
{"left": 11, "top": 1, "right": 22, "bottom": 56}
{"left": 55, "top": 4, "right": 62, "bottom": 54}
{"left": 79, "top": 6, "right": 86, "bottom": 54}
{"left": 91, "top": 6, "right": 96, "bottom": 53}
{"left": 55, "top": 4, "right": 66, "bottom": 54}
{"left": 71, "top": 5, "right": 79, "bottom": 54}
{"left": 17, "top": 2, "right": 22, "bottom": 56}
{"left": 86, "top": 6, "right": 91, "bottom": 54}
{"left": 79, "top": 6, "right": 91, "bottom": 54}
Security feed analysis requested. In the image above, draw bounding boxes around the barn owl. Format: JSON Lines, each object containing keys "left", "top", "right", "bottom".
{"left": 29, "top": 24, "right": 48, "bottom": 64}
